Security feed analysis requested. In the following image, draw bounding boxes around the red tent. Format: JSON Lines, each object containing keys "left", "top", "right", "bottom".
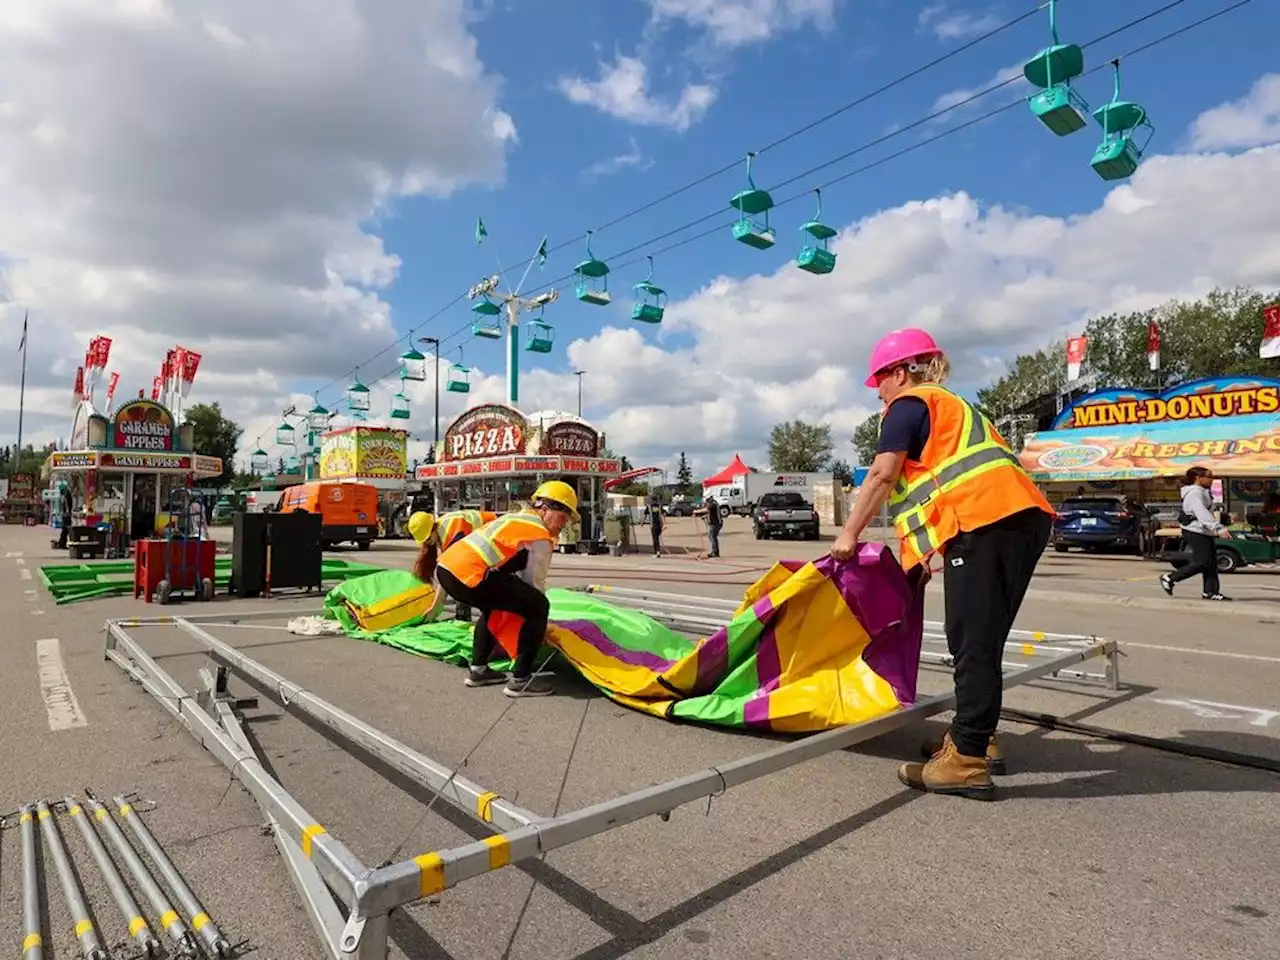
{"left": 702, "top": 453, "right": 751, "bottom": 487}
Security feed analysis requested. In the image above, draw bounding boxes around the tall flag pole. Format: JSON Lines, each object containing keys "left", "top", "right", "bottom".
{"left": 16, "top": 309, "right": 28, "bottom": 455}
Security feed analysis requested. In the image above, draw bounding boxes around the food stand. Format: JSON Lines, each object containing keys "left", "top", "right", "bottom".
{"left": 1018, "top": 376, "right": 1280, "bottom": 564}
{"left": 415, "top": 404, "right": 622, "bottom": 547}
{"left": 44, "top": 397, "right": 224, "bottom": 555}
{"left": 318, "top": 425, "right": 409, "bottom": 534}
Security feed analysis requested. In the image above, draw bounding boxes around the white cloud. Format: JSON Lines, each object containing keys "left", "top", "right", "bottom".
{"left": 581, "top": 137, "right": 652, "bottom": 181}
{"left": 249, "top": 129, "right": 1280, "bottom": 480}
{"left": 933, "top": 62, "right": 1027, "bottom": 114}
{"left": 556, "top": 55, "right": 716, "bottom": 132}
{"left": 0, "top": 0, "right": 515, "bottom": 449}
{"left": 648, "top": 0, "right": 837, "bottom": 48}
{"left": 1188, "top": 73, "right": 1280, "bottom": 151}
{"left": 918, "top": 4, "right": 1002, "bottom": 42}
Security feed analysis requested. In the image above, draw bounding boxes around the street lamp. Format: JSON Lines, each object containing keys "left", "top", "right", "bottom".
{"left": 419, "top": 336, "right": 440, "bottom": 452}
{"left": 574, "top": 370, "right": 586, "bottom": 417}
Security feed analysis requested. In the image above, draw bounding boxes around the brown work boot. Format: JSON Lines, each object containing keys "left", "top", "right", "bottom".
{"left": 898, "top": 734, "right": 995, "bottom": 800}
{"left": 921, "top": 730, "right": 1007, "bottom": 775}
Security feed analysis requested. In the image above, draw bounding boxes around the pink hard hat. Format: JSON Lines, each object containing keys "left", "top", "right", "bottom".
{"left": 864, "top": 328, "right": 944, "bottom": 387}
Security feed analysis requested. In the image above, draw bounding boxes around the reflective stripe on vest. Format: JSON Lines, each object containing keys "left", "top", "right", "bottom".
{"left": 438, "top": 510, "right": 495, "bottom": 550}
{"left": 885, "top": 385, "right": 1040, "bottom": 567}
{"left": 439, "top": 511, "right": 552, "bottom": 586}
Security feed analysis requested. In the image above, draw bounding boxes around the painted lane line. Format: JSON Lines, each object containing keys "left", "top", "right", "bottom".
{"left": 5, "top": 550, "right": 24, "bottom": 558}
{"left": 15, "top": 557, "right": 25, "bottom": 565}
{"left": 31, "top": 609, "right": 45, "bottom": 616}
{"left": 34, "top": 638, "right": 88, "bottom": 731}
{"left": 1123, "top": 641, "right": 1280, "bottom": 665}
{"left": 23, "top": 589, "right": 37, "bottom": 602}
{"left": 19, "top": 567, "right": 31, "bottom": 580}
{"left": 1151, "top": 697, "right": 1279, "bottom": 728}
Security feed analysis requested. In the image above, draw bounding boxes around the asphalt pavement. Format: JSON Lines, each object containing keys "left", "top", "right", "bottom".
{"left": 0, "top": 521, "right": 1276, "bottom": 960}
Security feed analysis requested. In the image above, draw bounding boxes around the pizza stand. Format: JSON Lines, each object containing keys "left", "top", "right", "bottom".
{"left": 415, "top": 404, "right": 621, "bottom": 549}
{"left": 1018, "top": 376, "right": 1280, "bottom": 563}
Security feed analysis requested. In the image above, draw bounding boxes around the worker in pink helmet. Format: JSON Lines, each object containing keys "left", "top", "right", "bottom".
{"left": 831, "top": 328, "right": 1055, "bottom": 800}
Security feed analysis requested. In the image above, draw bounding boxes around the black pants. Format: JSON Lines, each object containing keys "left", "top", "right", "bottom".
{"left": 943, "top": 507, "right": 1052, "bottom": 758}
{"left": 650, "top": 523, "right": 662, "bottom": 555}
{"left": 1168, "top": 530, "right": 1220, "bottom": 596}
{"left": 57, "top": 514, "right": 71, "bottom": 549}
{"left": 436, "top": 567, "right": 548, "bottom": 679}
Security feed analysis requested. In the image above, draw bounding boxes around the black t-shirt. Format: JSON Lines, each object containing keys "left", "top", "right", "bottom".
{"left": 875, "top": 397, "right": 931, "bottom": 461}
{"left": 705, "top": 500, "right": 722, "bottom": 527}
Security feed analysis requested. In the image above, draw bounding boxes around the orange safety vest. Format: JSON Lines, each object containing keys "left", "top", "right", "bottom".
{"left": 436, "top": 510, "right": 555, "bottom": 588}
{"left": 885, "top": 384, "right": 1054, "bottom": 571}
{"left": 436, "top": 510, "right": 499, "bottom": 551}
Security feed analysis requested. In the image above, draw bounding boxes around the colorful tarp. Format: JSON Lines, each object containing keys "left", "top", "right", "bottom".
{"left": 324, "top": 543, "right": 924, "bottom": 733}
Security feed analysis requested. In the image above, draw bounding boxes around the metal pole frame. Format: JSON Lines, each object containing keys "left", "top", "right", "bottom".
{"left": 102, "top": 587, "right": 1118, "bottom": 958}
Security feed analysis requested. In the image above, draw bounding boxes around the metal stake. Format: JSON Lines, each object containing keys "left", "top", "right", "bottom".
{"left": 82, "top": 794, "right": 198, "bottom": 958}
{"left": 34, "top": 801, "right": 108, "bottom": 960}
{"left": 64, "top": 797, "right": 162, "bottom": 957}
{"left": 19, "top": 806, "right": 44, "bottom": 960}
{"left": 112, "top": 796, "right": 232, "bottom": 958}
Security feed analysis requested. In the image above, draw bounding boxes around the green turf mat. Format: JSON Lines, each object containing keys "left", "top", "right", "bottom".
{"left": 38, "top": 555, "right": 384, "bottom": 604}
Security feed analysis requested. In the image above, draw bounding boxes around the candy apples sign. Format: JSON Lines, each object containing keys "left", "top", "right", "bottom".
{"left": 445, "top": 404, "right": 527, "bottom": 461}
{"left": 112, "top": 400, "right": 175, "bottom": 451}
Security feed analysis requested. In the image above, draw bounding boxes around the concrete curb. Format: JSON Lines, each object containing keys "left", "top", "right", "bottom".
{"left": 930, "top": 583, "right": 1279, "bottom": 620}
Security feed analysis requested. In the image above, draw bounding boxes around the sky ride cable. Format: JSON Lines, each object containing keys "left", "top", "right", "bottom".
{"left": 255, "top": 0, "right": 1250, "bottom": 450}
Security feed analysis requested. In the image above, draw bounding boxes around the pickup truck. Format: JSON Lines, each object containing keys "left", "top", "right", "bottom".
{"left": 753, "top": 491, "right": 820, "bottom": 541}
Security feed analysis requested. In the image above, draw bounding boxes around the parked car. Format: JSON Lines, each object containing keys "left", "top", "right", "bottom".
{"left": 1165, "top": 525, "right": 1280, "bottom": 574}
{"left": 753, "top": 491, "right": 820, "bottom": 540}
{"left": 663, "top": 499, "right": 701, "bottom": 517}
{"left": 1051, "top": 496, "right": 1158, "bottom": 556}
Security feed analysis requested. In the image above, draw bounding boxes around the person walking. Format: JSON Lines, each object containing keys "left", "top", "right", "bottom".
{"left": 434, "top": 482, "right": 577, "bottom": 698}
{"left": 1160, "top": 466, "right": 1232, "bottom": 601}
{"left": 830, "top": 328, "right": 1055, "bottom": 801}
{"left": 56, "top": 483, "right": 74, "bottom": 549}
{"left": 648, "top": 496, "right": 664, "bottom": 557}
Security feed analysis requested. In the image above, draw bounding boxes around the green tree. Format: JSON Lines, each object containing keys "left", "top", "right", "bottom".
{"left": 675, "top": 451, "right": 693, "bottom": 491}
{"left": 975, "top": 342, "right": 1067, "bottom": 421}
{"left": 184, "top": 402, "right": 242, "bottom": 486}
{"left": 768, "top": 420, "right": 833, "bottom": 472}
{"left": 852, "top": 414, "right": 881, "bottom": 465}
{"left": 829, "top": 458, "right": 853, "bottom": 485}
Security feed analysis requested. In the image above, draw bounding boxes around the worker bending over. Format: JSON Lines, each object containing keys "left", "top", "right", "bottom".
{"left": 831, "top": 328, "right": 1055, "bottom": 800}
{"left": 408, "top": 508, "right": 499, "bottom": 622}
{"left": 435, "top": 481, "right": 577, "bottom": 698}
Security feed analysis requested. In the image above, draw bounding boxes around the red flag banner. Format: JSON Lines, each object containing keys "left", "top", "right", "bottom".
{"left": 180, "top": 349, "right": 202, "bottom": 397}
{"left": 1066, "top": 336, "right": 1087, "bottom": 381}
{"left": 1262, "top": 303, "right": 1280, "bottom": 360}
{"left": 1147, "top": 320, "right": 1160, "bottom": 372}
{"left": 73, "top": 365, "right": 84, "bottom": 401}
{"left": 152, "top": 376, "right": 162, "bottom": 401}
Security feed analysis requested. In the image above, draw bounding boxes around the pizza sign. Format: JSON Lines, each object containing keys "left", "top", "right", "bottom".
{"left": 445, "top": 404, "right": 528, "bottom": 461}
{"left": 113, "top": 400, "right": 175, "bottom": 451}
{"left": 544, "top": 422, "right": 599, "bottom": 456}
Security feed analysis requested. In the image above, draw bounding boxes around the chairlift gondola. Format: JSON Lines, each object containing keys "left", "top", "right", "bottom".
{"left": 574, "top": 230, "right": 611, "bottom": 305}
{"left": 472, "top": 318, "right": 502, "bottom": 339}
{"left": 1023, "top": 0, "right": 1090, "bottom": 137}
{"left": 729, "top": 152, "right": 775, "bottom": 250}
{"left": 390, "top": 387, "right": 411, "bottom": 419}
{"left": 446, "top": 349, "right": 471, "bottom": 394}
{"left": 275, "top": 421, "right": 296, "bottom": 446}
{"left": 1090, "top": 59, "right": 1154, "bottom": 182}
{"left": 250, "top": 448, "right": 268, "bottom": 471}
{"left": 526, "top": 312, "right": 555, "bottom": 353}
{"left": 307, "top": 401, "right": 330, "bottom": 431}
{"left": 347, "top": 375, "right": 371, "bottom": 411}
{"left": 796, "top": 189, "right": 837, "bottom": 275}
{"left": 400, "top": 348, "right": 427, "bottom": 381}
{"left": 631, "top": 256, "right": 666, "bottom": 324}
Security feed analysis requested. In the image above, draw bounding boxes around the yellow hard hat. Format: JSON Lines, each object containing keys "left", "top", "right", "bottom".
{"left": 532, "top": 480, "right": 579, "bottom": 519}
{"left": 407, "top": 511, "right": 436, "bottom": 544}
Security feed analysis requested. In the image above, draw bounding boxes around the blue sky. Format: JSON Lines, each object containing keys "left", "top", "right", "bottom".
{"left": 361, "top": 0, "right": 1272, "bottom": 414}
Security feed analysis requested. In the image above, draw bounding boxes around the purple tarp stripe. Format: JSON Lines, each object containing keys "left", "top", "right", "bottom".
{"left": 557, "top": 620, "right": 679, "bottom": 674}
{"left": 692, "top": 628, "right": 728, "bottom": 696}
{"left": 813, "top": 545, "right": 922, "bottom": 705}
{"left": 742, "top": 623, "right": 782, "bottom": 729}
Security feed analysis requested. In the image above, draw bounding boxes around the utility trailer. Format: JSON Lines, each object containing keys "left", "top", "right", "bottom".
{"left": 103, "top": 587, "right": 1118, "bottom": 959}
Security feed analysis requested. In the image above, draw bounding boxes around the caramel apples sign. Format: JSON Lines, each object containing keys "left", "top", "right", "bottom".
{"left": 112, "top": 400, "right": 175, "bottom": 451}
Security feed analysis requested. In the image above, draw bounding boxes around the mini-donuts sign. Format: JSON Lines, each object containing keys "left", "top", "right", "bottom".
{"left": 112, "top": 400, "right": 175, "bottom": 451}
